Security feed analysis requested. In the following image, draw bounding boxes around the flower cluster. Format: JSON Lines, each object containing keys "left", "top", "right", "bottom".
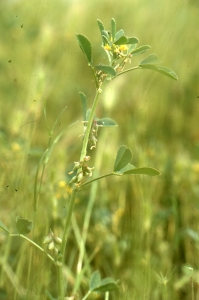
{"left": 104, "top": 43, "right": 128, "bottom": 59}
{"left": 43, "top": 229, "right": 62, "bottom": 256}
{"left": 68, "top": 156, "right": 94, "bottom": 185}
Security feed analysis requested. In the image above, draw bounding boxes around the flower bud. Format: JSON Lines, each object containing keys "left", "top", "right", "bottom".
{"left": 84, "top": 156, "right": 90, "bottom": 162}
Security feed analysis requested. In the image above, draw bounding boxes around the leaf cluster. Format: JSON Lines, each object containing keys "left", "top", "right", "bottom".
{"left": 77, "top": 18, "right": 178, "bottom": 83}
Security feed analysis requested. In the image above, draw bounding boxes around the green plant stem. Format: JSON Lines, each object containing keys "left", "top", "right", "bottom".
{"left": 89, "top": 65, "right": 99, "bottom": 89}
{"left": 80, "top": 172, "right": 121, "bottom": 188}
{"left": 79, "top": 87, "right": 102, "bottom": 162}
{"left": 57, "top": 186, "right": 79, "bottom": 299}
{"left": 116, "top": 66, "right": 140, "bottom": 78}
{"left": 81, "top": 290, "right": 91, "bottom": 300}
{"left": 9, "top": 234, "right": 54, "bottom": 262}
{"left": 57, "top": 86, "right": 104, "bottom": 299}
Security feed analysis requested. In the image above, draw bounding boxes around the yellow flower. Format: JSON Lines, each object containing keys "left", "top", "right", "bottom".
{"left": 118, "top": 44, "right": 128, "bottom": 51}
{"left": 104, "top": 44, "right": 112, "bottom": 51}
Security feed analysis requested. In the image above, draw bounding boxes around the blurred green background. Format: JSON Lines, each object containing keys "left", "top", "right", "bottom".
{"left": 0, "top": 0, "right": 199, "bottom": 299}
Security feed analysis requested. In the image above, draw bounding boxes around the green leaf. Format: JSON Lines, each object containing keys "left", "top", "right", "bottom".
{"left": 127, "top": 44, "right": 137, "bottom": 54}
{"left": 76, "top": 34, "right": 92, "bottom": 64}
{"left": 111, "top": 18, "right": 116, "bottom": 41}
{"left": 96, "top": 118, "right": 117, "bottom": 127}
{"left": 126, "top": 37, "right": 139, "bottom": 44}
{"left": 115, "top": 29, "right": 125, "bottom": 42}
{"left": 114, "top": 163, "right": 160, "bottom": 176}
{"left": 0, "top": 220, "right": 10, "bottom": 234}
{"left": 102, "top": 30, "right": 110, "bottom": 40}
{"left": 97, "top": 19, "right": 105, "bottom": 37}
{"left": 139, "top": 65, "right": 178, "bottom": 80}
{"left": 102, "top": 35, "right": 110, "bottom": 46}
{"left": 114, "top": 163, "right": 135, "bottom": 174}
{"left": 131, "top": 45, "right": 151, "bottom": 55}
{"left": 114, "top": 36, "right": 128, "bottom": 45}
{"left": 16, "top": 216, "right": 33, "bottom": 234}
{"left": 155, "top": 66, "right": 178, "bottom": 80}
{"left": 139, "top": 53, "right": 161, "bottom": 66}
{"left": 90, "top": 270, "right": 101, "bottom": 291}
{"left": 86, "top": 108, "right": 91, "bottom": 121}
{"left": 95, "top": 65, "right": 116, "bottom": 77}
{"left": 124, "top": 166, "right": 160, "bottom": 176}
{"left": 92, "top": 277, "right": 119, "bottom": 293}
{"left": 79, "top": 92, "right": 87, "bottom": 121}
{"left": 114, "top": 146, "right": 132, "bottom": 172}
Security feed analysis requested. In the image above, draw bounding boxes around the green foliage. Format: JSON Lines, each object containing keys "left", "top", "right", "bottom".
{"left": 94, "top": 65, "right": 116, "bottom": 76}
{"left": 89, "top": 270, "right": 118, "bottom": 293}
{"left": 96, "top": 117, "right": 117, "bottom": 127}
{"left": 116, "top": 164, "right": 160, "bottom": 176}
{"left": 113, "top": 145, "right": 132, "bottom": 172}
{"left": 16, "top": 216, "right": 33, "bottom": 234}
{"left": 113, "top": 146, "right": 160, "bottom": 176}
{"left": 130, "top": 45, "right": 151, "bottom": 55}
{"left": 139, "top": 54, "right": 178, "bottom": 80}
{"left": 76, "top": 34, "right": 93, "bottom": 65}
{"left": 2, "top": 3, "right": 192, "bottom": 299}
{"left": 139, "top": 53, "right": 162, "bottom": 65}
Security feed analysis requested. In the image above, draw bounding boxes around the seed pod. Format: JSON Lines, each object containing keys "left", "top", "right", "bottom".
{"left": 54, "top": 247, "right": 59, "bottom": 256}
{"left": 43, "top": 235, "right": 53, "bottom": 244}
{"left": 54, "top": 236, "right": 62, "bottom": 245}
{"left": 48, "top": 241, "right": 55, "bottom": 251}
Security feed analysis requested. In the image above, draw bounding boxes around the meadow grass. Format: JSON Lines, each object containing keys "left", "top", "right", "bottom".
{"left": 0, "top": 0, "right": 199, "bottom": 299}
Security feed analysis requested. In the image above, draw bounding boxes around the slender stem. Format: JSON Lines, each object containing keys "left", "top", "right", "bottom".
{"left": 60, "top": 187, "right": 78, "bottom": 256}
{"left": 115, "top": 66, "right": 140, "bottom": 78}
{"left": 58, "top": 186, "right": 79, "bottom": 299}
{"left": 79, "top": 87, "right": 102, "bottom": 161}
{"left": 57, "top": 85, "right": 103, "bottom": 299}
{"left": 82, "top": 290, "right": 91, "bottom": 300}
{"left": 9, "top": 234, "right": 54, "bottom": 263}
{"left": 80, "top": 172, "right": 121, "bottom": 188}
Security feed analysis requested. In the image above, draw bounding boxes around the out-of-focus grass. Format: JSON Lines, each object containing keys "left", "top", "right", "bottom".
{"left": 0, "top": 0, "right": 199, "bottom": 299}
